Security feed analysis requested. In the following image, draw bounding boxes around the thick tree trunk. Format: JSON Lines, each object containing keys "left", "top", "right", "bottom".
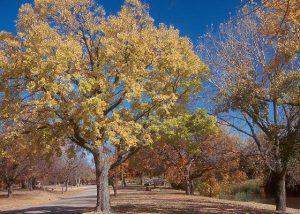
{"left": 7, "top": 183, "right": 13, "bottom": 198}
{"left": 94, "top": 152, "right": 111, "bottom": 212}
{"left": 275, "top": 172, "right": 286, "bottom": 212}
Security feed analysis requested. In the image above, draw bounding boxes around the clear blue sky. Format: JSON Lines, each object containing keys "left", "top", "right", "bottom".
{"left": 0, "top": 0, "right": 241, "bottom": 45}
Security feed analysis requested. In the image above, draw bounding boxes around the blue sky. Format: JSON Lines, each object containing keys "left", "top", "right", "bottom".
{"left": 0, "top": 0, "right": 241, "bottom": 45}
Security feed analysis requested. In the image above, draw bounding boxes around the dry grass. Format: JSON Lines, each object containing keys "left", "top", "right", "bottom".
{"left": 1, "top": 185, "right": 300, "bottom": 214}
{"left": 0, "top": 185, "right": 87, "bottom": 212}
{"left": 106, "top": 186, "right": 300, "bottom": 214}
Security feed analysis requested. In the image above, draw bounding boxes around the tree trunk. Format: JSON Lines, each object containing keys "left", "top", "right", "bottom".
{"left": 190, "top": 179, "right": 194, "bottom": 195}
{"left": 140, "top": 175, "right": 144, "bottom": 186}
{"left": 21, "top": 180, "right": 27, "bottom": 189}
{"left": 113, "top": 166, "right": 118, "bottom": 197}
{"left": 275, "top": 171, "right": 286, "bottom": 212}
{"left": 7, "top": 183, "right": 13, "bottom": 198}
{"left": 122, "top": 177, "right": 127, "bottom": 188}
{"left": 32, "top": 177, "right": 36, "bottom": 189}
{"left": 185, "top": 179, "right": 194, "bottom": 195}
{"left": 75, "top": 178, "right": 81, "bottom": 187}
{"left": 65, "top": 177, "right": 69, "bottom": 192}
{"left": 29, "top": 178, "right": 33, "bottom": 191}
{"left": 112, "top": 178, "right": 117, "bottom": 197}
{"left": 185, "top": 162, "right": 194, "bottom": 195}
{"left": 94, "top": 152, "right": 111, "bottom": 212}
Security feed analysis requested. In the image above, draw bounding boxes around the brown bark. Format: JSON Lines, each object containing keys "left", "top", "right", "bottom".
{"left": 71, "top": 128, "right": 112, "bottom": 212}
{"left": 275, "top": 171, "right": 287, "bottom": 212}
{"left": 94, "top": 152, "right": 111, "bottom": 212}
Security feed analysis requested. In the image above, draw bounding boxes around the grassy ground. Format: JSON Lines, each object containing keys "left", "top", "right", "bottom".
{"left": 107, "top": 186, "right": 300, "bottom": 214}
{"left": 1, "top": 185, "right": 300, "bottom": 213}
{"left": 0, "top": 185, "right": 88, "bottom": 212}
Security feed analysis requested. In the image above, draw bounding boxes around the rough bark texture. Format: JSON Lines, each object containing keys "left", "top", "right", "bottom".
{"left": 94, "top": 152, "right": 111, "bottom": 212}
{"left": 275, "top": 172, "right": 286, "bottom": 213}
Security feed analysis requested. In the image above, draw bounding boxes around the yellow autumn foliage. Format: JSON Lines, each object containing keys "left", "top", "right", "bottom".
{"left": 0, "top": 0, "right": 207, "bottom": 151}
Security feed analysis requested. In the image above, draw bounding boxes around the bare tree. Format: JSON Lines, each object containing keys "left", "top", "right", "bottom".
{"left": 198, "top": 5, "right": 300, "bottom": 212}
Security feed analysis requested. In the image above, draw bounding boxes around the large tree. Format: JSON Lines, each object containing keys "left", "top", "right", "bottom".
{"left": 199, "top": 3, "right": 300, "bottom": 212}
{"left": 0, "top": 0, "right": 207, "bottom": 211}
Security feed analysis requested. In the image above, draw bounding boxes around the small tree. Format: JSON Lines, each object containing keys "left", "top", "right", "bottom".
{"left": 158, "top": 110, "right": 218, "bottom": 194}
{"left": 0, "top": 130, "right": 54, "bottom": 197}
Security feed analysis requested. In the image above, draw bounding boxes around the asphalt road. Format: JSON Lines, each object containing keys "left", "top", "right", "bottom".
{"left": 2, "top": 186, "right": 97, "bottom": 214}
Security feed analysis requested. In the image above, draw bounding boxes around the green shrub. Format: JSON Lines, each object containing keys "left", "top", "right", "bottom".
{"left": 231, "top": 179, "right": 260, "bottom": 194}
{"left": 234, "top": 191, "right": 252, "bottom": 201}
{"left": 229, "top": 179, "right": 262, "bottom": 202}
{"left": 218, "top": 179, "right": 263, "bottom": 202}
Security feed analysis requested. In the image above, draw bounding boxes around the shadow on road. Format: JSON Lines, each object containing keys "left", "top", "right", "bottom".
{"left": 1, "top": 206, "right": 93, "bottom": 214}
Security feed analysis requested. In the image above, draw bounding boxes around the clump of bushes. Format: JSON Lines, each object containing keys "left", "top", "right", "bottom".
{"left": 195, "top": 172, "right": 248, "bottom": 198}
{"left": 226, "top": 179, "right": 263, "bottom": 202}
{"left": 196, "top": 177, "right": 222, "bottom": 197}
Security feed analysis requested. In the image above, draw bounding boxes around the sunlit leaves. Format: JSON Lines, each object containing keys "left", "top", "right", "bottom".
{"left": 0, "top": 0, "right": 207, "bottom": 151}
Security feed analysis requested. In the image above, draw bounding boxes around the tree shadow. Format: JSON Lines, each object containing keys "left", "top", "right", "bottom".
{"left": 112, "top": 200, "right": 277, "bottom": 214}
{"left": 1, "top": 187, "right": 279, "bottom": 214}
{"left": 1, "top": 206, "right": 93, "bottom": 214}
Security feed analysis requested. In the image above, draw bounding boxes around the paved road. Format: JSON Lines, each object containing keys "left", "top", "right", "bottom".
{"left": 2, "top": 186, "right": 97, "bottom": 214}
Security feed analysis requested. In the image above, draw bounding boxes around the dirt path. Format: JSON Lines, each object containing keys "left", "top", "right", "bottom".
{"left": 2, "top": 185, "right": 300, "bottom": 214}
